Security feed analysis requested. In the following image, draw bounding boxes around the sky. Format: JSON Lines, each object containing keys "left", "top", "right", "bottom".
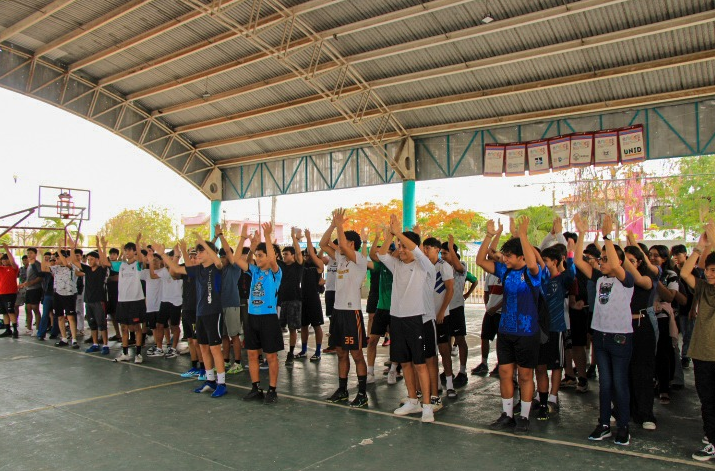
{"left": 0, "top": 87, "right": 664, "bottom": 242}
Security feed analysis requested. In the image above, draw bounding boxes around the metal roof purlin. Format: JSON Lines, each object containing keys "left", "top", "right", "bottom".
{"left": 0, "top": 0, "right": 78, "bottom": 43}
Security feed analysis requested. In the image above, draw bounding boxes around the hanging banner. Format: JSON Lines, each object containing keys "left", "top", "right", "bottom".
{"left": 549, "top": 135, "right": 571, "bottom": 171}
{"left": 570, "top": 132, "right": 593, "bottom": 167}
{"left": 484, "top": 144, "right": 505, "bottom": 176}
{"left": 527, "top": 140, "right": 550, "bottom": 175}
{"left": 505, "top": 143, "right": 526, "bottom": 176}
{"left": 594, "top": 130, "right": 619, "bottom": 166}
{"left": 619, "top": 125, "right": 646, "bottom": 163}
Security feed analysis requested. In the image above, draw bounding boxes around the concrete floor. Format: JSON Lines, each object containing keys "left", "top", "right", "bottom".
{"left": 2, "top": 304, "right": 710, "bottom": 471}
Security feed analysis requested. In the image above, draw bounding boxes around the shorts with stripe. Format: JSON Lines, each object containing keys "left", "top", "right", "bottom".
{"left": 328, "top": 309, "right": 366, "bottom": 350}
{"left": 538, "top": 331, "right": 565, "bottom": 370}
{"left": 182, "top": 309, "right": 196, "bottom": 339}
{"left": 196, "top": 312, "right": 223, "bottom": 346}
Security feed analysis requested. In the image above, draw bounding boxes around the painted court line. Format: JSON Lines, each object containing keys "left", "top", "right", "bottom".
{"left": 14, "top": 339, "right": 713, "bottom": 469}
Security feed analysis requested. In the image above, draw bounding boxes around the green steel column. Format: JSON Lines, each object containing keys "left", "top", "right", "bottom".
{"left": 210, "top": 199, "right": 221, "bottom": 242}
{"left": 402, "top": 180, "right": 416, "bottom": 230}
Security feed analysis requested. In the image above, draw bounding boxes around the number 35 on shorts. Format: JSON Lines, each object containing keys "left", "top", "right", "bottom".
{"left": 344, "top": 336, "right": 355, "bottom": 345}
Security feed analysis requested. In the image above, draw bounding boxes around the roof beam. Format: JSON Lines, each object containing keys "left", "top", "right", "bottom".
{"left": 155, "top": 0, "right": 628, "bottom": 117}
{"left": 127, "top": 0, "right": 472, "bottom": 101}
{"left": 175, "top": 8, "right": 712, "bottom": 134}
{"left": 195, "top": 50, "right": 715, "bottom": 150}
{"left": 0, "top": 0, "right": 77, "bottom": 43}
{"left": 34, "top": 0, "right": 154, "bottom": 58}
{"left": 68, "top": 0, "right": 246, "bottom": 72}
{"left": 98, "top": 0, "right": 345, "bottom": 87}
{"left": 215, "top": 85, "right": 715, "bottom": 169}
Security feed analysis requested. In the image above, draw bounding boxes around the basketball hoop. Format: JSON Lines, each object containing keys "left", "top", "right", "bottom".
{"left": 56, "top": 191, "right": 75, "bottom": 219}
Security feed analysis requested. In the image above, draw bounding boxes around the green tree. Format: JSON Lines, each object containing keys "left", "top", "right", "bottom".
{"left": 99, "top": 206, "right": 178, "bottom": 248}
{"left": 514, "top": 205, "right": 559, "bottom": 245}
{"left": 37, "top": 218, "right": 84, "bottom": 248}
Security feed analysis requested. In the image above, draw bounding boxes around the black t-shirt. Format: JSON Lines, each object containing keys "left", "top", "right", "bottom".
{"left": 629, "top": 270, "right": 658, "bottom": 313}
{"left": 302, "top": 264, "right": 322, "bottom": 304}
{"left": 278, "top": 260, "right": 303, "bottom": 303}
{"left": 368, "top": 266, "right": 380, "bottom": 297}
{"left": 181, "top": 264, "right": 197, "bottom": 311}
{"left": 238, "top": 271, "right": 252, "bottom": 301}
{"left": 186, "top": 264, "right": 222, "bottom": 316}
{"left": 80, "top": 265, "right": 107, "bottom": 303}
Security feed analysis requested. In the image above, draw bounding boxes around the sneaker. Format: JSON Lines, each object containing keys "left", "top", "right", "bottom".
{"left": 366, "top": 372, "right": 376, "bottom": 384}
{"left": 614, "top": 427, "right": 630, "bottom": 445}
{"left": 259, "top": 359, "right": 269, "bottom": 370}
{"left": 576, "top": 378, "right": 589, "bottom": 393}
{"left": 537, "top": 406, "right": 549, "bottom": 421}
{"left": 704, "top": 436, "right": 710, "bottom": 445}
{"left": 55, "top": 339, "right": 69, "bottom": 347}
{"left": 547, "top": 401, "right": 560, "bottom": 415}
{"left": 71, "top": 341, "right": 79, "bottom": 349}
{"left": 431, "top": 396, "right": 443, "bottom": 412}
{"left": 489, "top": 365, "right": 500, "bottom": 377}
{"left": 181, "top": 367, "right": 201, "bottom": 378}
{"left": 514, "top": 416, "right": 530, "bottom": 434}
{"left": 561, "top": 375, "right": 577, "bottom": 388}
{"left": 101, "top": 346, "right": 110, "bottom": 355}
{"left": 264, "top": 389, "right": 278, "bottom": 404}
{"left": 382, "top": 337, "right": 390, "bottom": 347}
{"left": 285, "top": 353, "right": 294, "bottom": 368}
{"left": 211, "top": 383, "right": 227, "bottom": 398}
{"left": 326, "top": 388, "right": 349, "bottom": 403}
{"left": 586, "top": 364, "right": 597, "bottom": 379}
{"left": 146, "top": 346, "right": 157, "bottom": 355}
{"left": 489, "top": 412, "right": 516, "bottom": 430}
{"left": 693, "top": 443, "right": 715, "bottom": 461}
{"left": 194, "top": 381, "right": 217, "bottom": 393}
{"left": 588, "top": 424, "right": 612, "bottom": 441}
{"left": 642, "top": 421, "right": 656, "bottom": 430}
{"left": 472, "top": 363, "right": 489, "bottom": 376}
{"left": 197, "top": 369, "right": 207, "bottom": 381}
{"left": 113, "top": 353, "right": 131, "bottom": 362}
{"left": 453, "top": 372, "right": 468, "bottom": 388}
{"left": 49, "top": 334, "right": 58, "bottom": 340}
{"left": 682, "top": 357, "right": 692, "bottom": 369}
{"left": 227, "top": 362, "right": 244, "bottom": 374}
{"left": 134, "top": 353, "right": 143, "bottom": 364}
{"left": 422, "top": 404, "right": 435, "bottom": 423}
{"left": 224, "top": 361, "right": 231, "bottom": 369}
{"left": 294, "top": 351, "right": 307, "bottom": 359}
{"left": 309, "top": 353, "right": 321, "bottom": 362}
{"left": 164, "top": 347, "right": 179, "bottom": 358}
{"left": 243, "top": 388, "right": 265, "bottom": 401}
{"left": 659, "top": 393, "right": 671, "bottom": 405}
{"left": 85, "top": 344, "right": 100, "bottom": 353}
{"left": 394, "top": 400, "right": 422, "bottom": 415}
{"left": 387, "top": 369, "right": 397, "bottom": 385}
{"left": 349, "top": 392, "right": 368, "bottom": 408}
{"left": 147, "top": 348, "right": 164, "bottom": 357}
{"left": 446, "top": 389, "right": 458, "bottom": 399}
{"left": 0, "top": 330, "right": 12, "bottom": 338}
{"left": 12, "top": 331, "right": 18, "bottom": 339}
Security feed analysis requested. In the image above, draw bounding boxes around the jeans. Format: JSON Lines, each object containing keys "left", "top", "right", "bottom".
{"left": 37, "top": 294, "right": 58, "bottom": 339}
{"left": 694, "top": 360, "right": 715, "bottom": 444}
{"left": 593, "top": 330, "right": 633, "bottom": 429}
{"left": 629, "top": 318, "right": 656, "bottom": 424}
{"left": 680, "top": 315, "right": 695, "bottom": 359}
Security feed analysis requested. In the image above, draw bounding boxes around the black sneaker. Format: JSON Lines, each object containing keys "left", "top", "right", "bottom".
{"left": 536, "top": 406, "right": 549, "bottom": 421}
{"left": 11, "top": 331, "right": 18, "bottom": 339}
{"left": 489, "top": 365, "right": 500, "bottom": 377}
{"left": 489, "top": 412, "right": 516, "bottom": 430}
{"left": 614, "top": 427, "right": 630, "bottom": 446}
{"left": 693, "top": 443, "right": 715, "bottom": 461}
{"left": 588, "top": 424, "right": 612, "bottom": 441}
{"left": 586, "top": 364, "right": 597, "bottom": 379}
{"left": 243, "top": 388, "right": 265, "bottom": 401}
{"left": 349, "top": 392, "right": 368, "bottom": 408}
{"left": 263, "top": 389, "right": 277, "bottom": 404}
{"left": 0, "top": 330, "right": 12, "bottom": 338}
{"left": 453, "top": 372, "right": 468, "bottom": 388}
{"left": 472, "top": 363, "right": 489, "bottom": 376}
{"left": 326, "top": 388, "right": 349, "bottom": 403}
{"left": 514, "top": 416, "right": 530, "bottom": 434}
{"left": 55, "top": 340, "right": 69, "bottom": 347}
{"left": 285, "top": 353, "right": 294, "bottom": 368}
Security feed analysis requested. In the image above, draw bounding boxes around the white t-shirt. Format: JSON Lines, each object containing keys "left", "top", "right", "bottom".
{"left": 485, "top": 273, "right": 503, "bottom": 312}
{"left": 449, "top": 261, "right": 467, "bottom": 310}
{"left": 325, "top": 257, "right": 338, "bottom": 292}
{"left": 50, "top": 265, "right": 77, "bottom": 296}
{"left": 432, "top": 258, "right": 454, "bottom": 318}
{"left": 116, "top": 261, "right": 145, "bottom": 302}
{"left": 140, "top": 269, "right": 162, "bottom": 313}
{"left": 378, "top": 248, "right": 435, "bottom": 319}
{"left": 334, "top": 251, "right": 367, "bottom": 311}
{"left": 591, "top": 270, "right": 635, "bottom": 334}
{"left": 157, "top": 267, "right": 183, "bottom": 307}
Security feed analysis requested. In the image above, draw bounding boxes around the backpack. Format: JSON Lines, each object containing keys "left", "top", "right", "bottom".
{"left": 502, "top": 267, "right": 550, "bottom": 344}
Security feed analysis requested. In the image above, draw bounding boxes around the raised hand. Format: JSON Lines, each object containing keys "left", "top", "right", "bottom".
{"left": 553, "top": 217, "right": 563, "bottom": 235}
{"left": 240, "top": 223, "right": 248, "bottom": 239}
{"left": 448, "top": 234, "right": 455, "bottom": 246}
{"left": 152, "top": 242, "right": 165, "bottom": 254}
{"left": 333, "top": 208, "right": 346, "bottom": 226}
{"left": 214, "top": 224, "right": 222, "bottom": 236}
{"left": 567, "top": 237, "right": 575, "bottom": 252}
{"left": 496, "top": 220, "right": 504, "bottom": 234}
{"left": 304, "top": 228, "right": 311, "bottom": 239}
{"left": 360, "top": 227, "right": 368, "bottom": 242}
{"left": 486, "top": 219, "right": 496, "bottom": 236}
{"left": 389, "top": 214, "right": 401, "bottom": 235}
{"left": 413, "top": 223, "right": 421, "bottom": 235}
{"left": 705, "top": 222, "right": 715, "bottom": 247}
{"left": 573, "top": 214, "right": 588, "bottom": 234}
{"left": 262, "top": 222, "right": 273, "bottom": 236}
{"left": 248, "top": 231, "right": 259, "bottom": 248}
{"left": 517, "top": 216, "right": 530, "bottom": 238}
{"left": 625, "top": 230, "right": 637, "bottom": 247}
{"left": 601, "top": 214, "right": 613, "bottom": 237}
{"left": 509, "top": 217, "right": 516, "bottom": 235}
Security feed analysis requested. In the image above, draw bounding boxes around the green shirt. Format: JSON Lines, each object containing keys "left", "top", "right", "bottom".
{"left": 466, "top": 271, "right": 477, "bottom": 284}
{"left": 689, "top": 278, "right": 715, "bottom": 361}
{"left": 374, "top": 261, "right": 393, "bottom": 310}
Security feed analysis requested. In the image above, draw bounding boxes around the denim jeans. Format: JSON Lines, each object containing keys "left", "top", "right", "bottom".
{"left": 593, "top": 330, "right": 633, "bottom": 429}
{"left": 37, "top": 294, "right": 58, "bottom": 339}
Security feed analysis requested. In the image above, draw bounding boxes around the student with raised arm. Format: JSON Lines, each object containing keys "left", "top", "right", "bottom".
{"left": 280, "top": 227, "right": 305, "bottom": 368}
{"left": 216, "top": 224, "right": 246, "bottom": 373}
{"left": 573, "top": 214, "right": 635, "bottom": 446}
{"left": 477, "top": 217, "right": 541, "bottom": 434}
{"left": 44, "top": 246, "right": 79, "bottom": 349}
{"left": 366, "top": 231, "right": 396, "bottom": 384}
{"left": 72, "top": 237, "right": 110, "bottom": 355}
{"left": 298, "top": 228, "right": 325, "bottom": 361}
{"left": 0, "top": 244, "right": 20, "bottom": 339}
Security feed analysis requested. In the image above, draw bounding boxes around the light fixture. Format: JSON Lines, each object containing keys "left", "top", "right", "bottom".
{"left": 482, "top": 12, "right": 494, "bottom": 23}
{"left": 202, "top": 91, "right": 211, "bottom": 99}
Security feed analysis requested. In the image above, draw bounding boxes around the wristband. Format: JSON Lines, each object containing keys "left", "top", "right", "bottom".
{"left": 567, "top": 251, "right": 574, "bottom": 258}
{"left": 486, "top": 233, "right": 496, "bottom": 238}
{"left": 603, "top": 234, "right": 611, "bottom": 241}
{"left": 693, "top": 247, "right": 703, "bottom": 255}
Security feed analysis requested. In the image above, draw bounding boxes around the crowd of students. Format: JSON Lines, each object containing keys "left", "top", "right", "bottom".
{"left": 0, "top": 211, "right": 713, "bottom": 462}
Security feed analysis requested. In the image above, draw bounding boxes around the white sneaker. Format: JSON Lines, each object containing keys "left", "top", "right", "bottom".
{"left": 431, "top": 396, "right": 443, "bottom": 412}
{"left": 642, "top": 421, "right": 656, "bottom": 430}
{"left": 451, "top": 345, "right": 458, "bottom": 357}
{"left": 146, "top": 346, "right": 156, "bottom": 355}
{"left": 165, "top": 347, "right": 179, "bottom": 358}
{"left": 422, "top": 404, "right": 435, "bottom": 423}
{"left": 387, "top": 369, "right": 397, "bottom": 385}
{"left": 134, "top": 353, "right": 143, "bottom": 364}
{"left": 394, "top": 399, "right": 422, "bottom": 416}
{"left": 147, "top": 348, "right": 164, "bottom": 357}
{"left": 367, "top": 372, "right": 376, "bottom": 384}
{"left": 114, "top": 353, "right": 131, "bottom": 362}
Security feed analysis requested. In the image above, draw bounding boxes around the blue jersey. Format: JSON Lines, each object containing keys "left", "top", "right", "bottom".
{"left": 248, "top": 264, "right": 282, "bottom": 315}
{"left": 495, "top": 262, "right": 542, "bottom": 337}
{"left": 540, "top": 259, "right": 575, "bottom": 332}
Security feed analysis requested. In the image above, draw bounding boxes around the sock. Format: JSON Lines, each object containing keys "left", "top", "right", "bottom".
{"left": 502, "top": 397, "right": 514, "bottom": 417}
{"left": 316, "top": 343, "right": 322, "bottom": 355}
{"left": 206, "top": 369, "right": 216, "bottom": 381}
{"left": 268, "top": 385, "right": 276, "bottom": 392}
{"left": 289, "top": 345, "right": 295, "bottom": 356}
{"left": 102, "top": 344, "right": 108, "bottom": 348}
{"left": 482, "top": 356, "right": 489, "bottom": 364}
{"left": 12, "top": 323, "right": 18, "bottom": 332}
{"left": 409, "top": 397, "right": 419, "bottom": 405}
{"left": 539, "top": 392, "right": 548, "bottom": 406}
{"left": 136, "top": 346, "right": 142, "bottom": 355}
{"left": 460, "top": 364, "right": 466, "bottom": 374}
{"left": 123, "top": 346, "right": 128, "bottom": 354}
{"left": 368, "top": 366, "right": 374, "bottom": 375}
{"left": 390, "top": 363, "right": 397, "bottom": 373}
{"left": 446, "top": 376, "right": 454, "bottom": 390}
{"left": 217, "top": 372, "right": 225, "bottom": 384}
{"left": 521, "top": 400, "right": 532, "bottom": 418}
{"left": 61, "top": 337, "right": 67, "bottom": 342}
{"left": 549, "top": 394, "right": 558, "bottom": 404}
{"left": 223, "top": 357, "right": 229, "bottom": 363}
{"left": 339, "top": 377, "right": 348, "bottom": 392}
{"left": 299, "top": 344, "right": 307, "bottom": 354}
{"left": 92, "top": 343, "right": 99, "bottom": 347}
{"left": 252, "top": 381, "right": 261, "bottom": 391}
{"left": 199, "top": 362, "right": 205, "bottom": 370}
{"left": 358, "top": 375, "right": 367, "bottom": 394}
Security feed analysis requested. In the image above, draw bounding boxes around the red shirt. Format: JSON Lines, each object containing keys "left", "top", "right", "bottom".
{"left": 0, "top": 266, "right": 19, "bottom": 295}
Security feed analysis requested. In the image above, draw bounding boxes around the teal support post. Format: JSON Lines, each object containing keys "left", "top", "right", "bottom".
{"left": 402, "top": 180, "right": 416, "bottom": 230}
{"left": 210, "top": 199, "right": 221, "bottom": 242}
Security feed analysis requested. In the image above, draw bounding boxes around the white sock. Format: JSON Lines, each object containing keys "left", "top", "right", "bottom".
{"left": 390, "top": 363, "right": 397, "bottom": 372}
{"left": 61, "top": 337, "right": 67, "bottom": 342}
{"left": 521, "top": 401, "right": 532, "bottom": 418}
{"left": 409, "top": 398, "right": 419, "bottom": 405}
{"left": 217, "top": 372, "right": 226, "bottom": 384}
{"left": 102, "top": 344, "right": 108, "bottom": 348}
{"left": 368, "top": 366, "right": 374, "bottom": 375}
{"left": 446, "top": 376, "right": 454, "bottom": 390}
{"left": 206, "top": 369, "right": 216, "bottom": 381}
{"left": 548, "top": 394, "right": 558, "bottom": 404}
{"left": 502, "top": 397, "right": 514, "bottom": 417}
{"left": 460, "top": 364, "right": 466, "bottom": 374}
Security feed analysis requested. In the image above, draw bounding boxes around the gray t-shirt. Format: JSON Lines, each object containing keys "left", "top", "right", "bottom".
{"left": 449, "top": 261, "right": 467, "bottom": 310}
{"left": 26, "top": 261, "right": 42, "bottom": 291}
{"left": 221, "top": 262, "right": 242, "bottom": 308}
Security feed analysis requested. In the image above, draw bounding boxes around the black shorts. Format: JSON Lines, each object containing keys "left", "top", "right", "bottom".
{"left": 389, "top": 315, "right": 426, "bottom": 365}
{"left": 25, "top": 289, "right": 42, "bottom": 305}
{"left": 116, "top": 300, "right": 146, "bottom": 325}
{"left": 160, "top": 302, "right": 181, "bottom": 327}
{"left": 328, "top": 309, "right": 366, "bottom": 350}
{"left": 564, "top": 329, "right": 573, "bottom": 350}
{"left": 449, "top": 305, "right": 467, "bottom": 336}
{"left": 423, "top": 320, "right": 437, "bottom": 359}
{"left": 569, "top": 308, "right": 591, "bottom": 347}
{"left": 496, "top": 332, "right": 541, "bottom": 369}
{"left": 106, "top": 293, "right": 118, "bottom": 315}
{"left": 366, "top": 294, "right": 379, "bottom": 314}
{"left": 325, "top": 290, "right": 335, "bottom": 318}
{"left": 145, "top": 311, "right": 159, "bottom": 329}
{"left": 481, "top": 312, "right": 501, "bottom": 341}
{"left": 53, "top": 294, "right": 76, "bottom": 317}
{"left": 370, "top": 308, "right": 390, "bottom": 336}
{"left": 538, "top": 331, "right": 565, "bottom": 370}
{"left": 182, "top": 309, "right": 196, "bottom": 339}
{"left": 245, "top": 313, "right": 284, "bottom": 353}
{"left": 282, "top": 300, "right": 302, "bottom": 330}
{"left": 0, "top": 294, "right": 17, "bottom": 314}
{"left": 436, "top": 316, "right": 451, "bottom": 344}
{"left": 301, "top": 297, "right": 324, "bottom": 327}
{"left": 196, "top": 312, "right": 223, "bottom": 346}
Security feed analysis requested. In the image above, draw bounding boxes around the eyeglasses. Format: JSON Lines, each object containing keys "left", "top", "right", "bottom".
{"left": 49, "top": 259, "right": 56, "bottom": 262}
{"left": 600, "top": 256, "right": 609, "bottom": 263}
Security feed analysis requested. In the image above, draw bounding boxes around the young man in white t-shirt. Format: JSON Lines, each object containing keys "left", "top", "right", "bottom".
{"left": 151, "top": 250, "right": 183, "bottom": 358}
{"left": 320, "top": 208, "right": 369, "bottom": 408}
{"left": 142, "top": 253, "right": 164, "bottom": 357}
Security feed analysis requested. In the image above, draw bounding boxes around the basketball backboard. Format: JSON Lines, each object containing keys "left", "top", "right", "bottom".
{"left": 38, "top": 186, "right": 91, "bottom": 221}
